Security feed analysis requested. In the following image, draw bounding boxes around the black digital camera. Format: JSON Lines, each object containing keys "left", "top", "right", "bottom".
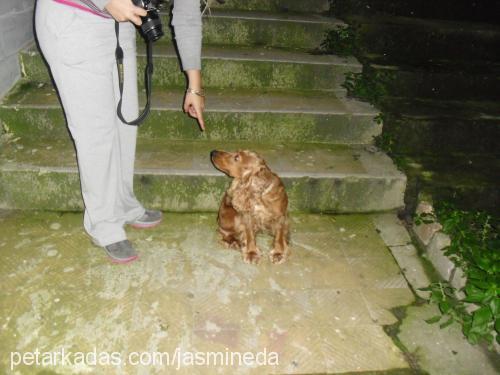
{"left": 132, "top": 0, "right": 164, "bottom": 42}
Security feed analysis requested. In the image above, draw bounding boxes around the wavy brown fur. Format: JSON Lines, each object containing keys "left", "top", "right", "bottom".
{"left": 211, "top": 150, "right": 290, "bottom": 264}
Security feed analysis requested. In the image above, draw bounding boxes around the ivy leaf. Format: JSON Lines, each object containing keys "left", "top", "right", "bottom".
{"left": 425, "top": 316, "right": 442, "bottom": 324}
{"left": 467, "top": 332, "right": 479, "bottom": 345}
{"left": 463, "top": 320, "right": 472, "bottom": 336}
{"left": 464, "top": 293, "right": 485, "bottom": 304}
{"left": 491, "top": 298, "right": 500, "bottom": 317}
{"left": 425, "top": 203, "right": 499, "bottom": 346}
{"left": 439, "top": 301, "right": 452, "bottom": 314}
{"left": 483, "top": 333, "right": 494, "bottom": 345}
{"left": 439, "top": 318, "right": 454, "bottom": 329}
{"left": 468, "top": 279, "right": 491, "bottom": 291}
{"left": 464, "top": 284, "right": 486, "bottom": 303}
{"left": 473, "top": 254, "right": 492, "bottom": 272}
{"left": 472, "top": 307, "right": 493, "bottom": 330}
{"left": 467, "top": 267, "right": 486, "bottom": 280}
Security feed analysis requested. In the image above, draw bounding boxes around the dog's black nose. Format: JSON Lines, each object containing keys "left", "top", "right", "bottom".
{"left": 210, "top": 150, "right": 218, "bottom": 159}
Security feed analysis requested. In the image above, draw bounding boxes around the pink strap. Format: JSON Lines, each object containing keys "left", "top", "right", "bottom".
{"left": 53, "top": 0, "right": 111, "bottom": 18}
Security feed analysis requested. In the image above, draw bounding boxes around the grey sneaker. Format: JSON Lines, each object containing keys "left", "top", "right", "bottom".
{"left": 104, "top": 240, "right": 138, "bottom": 263}
{"left": 127, "top": 210, "right": 163, "bottom": 229}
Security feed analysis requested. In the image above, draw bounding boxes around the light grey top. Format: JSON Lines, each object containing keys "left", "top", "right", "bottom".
{"left": 90, "top": 0, "right": 202, "bottom": 70}
{"left": 171, "top": 0, "right": 202, "bottom": 71}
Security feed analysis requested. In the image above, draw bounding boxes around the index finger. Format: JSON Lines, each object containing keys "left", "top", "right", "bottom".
{"left": 197, "top": 111, "right": 205, "bottom": 131}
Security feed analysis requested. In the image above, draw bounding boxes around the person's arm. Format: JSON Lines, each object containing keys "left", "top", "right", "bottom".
{"left": 172, "top": 0, "right": 205, "bottom": 130}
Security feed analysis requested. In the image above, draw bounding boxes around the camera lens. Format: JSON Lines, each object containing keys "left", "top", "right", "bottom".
{"left": 141, "top": 12, "right": 164, "bottom": 42}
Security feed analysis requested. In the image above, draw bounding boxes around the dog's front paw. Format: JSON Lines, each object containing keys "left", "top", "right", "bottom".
{"left": 270, "top": 249, "right": 288, "bottom": 264}
{"left": 221, "top": 238, "right": 240, "bottom": 250}
{"left": 243, "top": 248, "right": 261, "bottom": 264}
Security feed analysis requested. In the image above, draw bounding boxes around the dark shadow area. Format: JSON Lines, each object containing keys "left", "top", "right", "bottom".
{"left": 326, "top": 0, "right": 500, "bottom": 214}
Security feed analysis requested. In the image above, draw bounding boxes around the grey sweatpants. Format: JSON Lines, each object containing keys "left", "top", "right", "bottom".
{"left": 35, "top": 0, "right": 145, "bottom": 246}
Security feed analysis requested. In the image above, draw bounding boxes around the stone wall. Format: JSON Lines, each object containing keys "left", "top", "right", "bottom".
{"left": 0, "top": 0, "right": 34, "bottom": 98}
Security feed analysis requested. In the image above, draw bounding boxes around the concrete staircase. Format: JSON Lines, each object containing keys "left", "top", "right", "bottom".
{"left": 0, "top": 1, "right": 405, "bottom": 213}
{"left": 332, "top": 1, "right": 500, "bottom": 211}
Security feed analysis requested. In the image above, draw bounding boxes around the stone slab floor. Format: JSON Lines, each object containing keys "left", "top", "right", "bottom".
{"left": 0, "top": 210, "right": 418, "bottom": 374}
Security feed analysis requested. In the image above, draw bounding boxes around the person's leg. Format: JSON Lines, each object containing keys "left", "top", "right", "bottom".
{"left": 113, "top": 23, "right": 162, "bottom": 228}
{"left": 111, "top": 22, "right": 146, "bottom": 223}
{"left": 35, "top": 0, "right": 132, "bottom": 247}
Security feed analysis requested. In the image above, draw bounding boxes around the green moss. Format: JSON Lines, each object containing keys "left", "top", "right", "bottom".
{"left": 210, "top": 0, "right": 329, "bottom": 13}
{"left": 160, "top": 14, "right": 329, "bottom": 50}
{"left": 0, "top": 105, "right": 378, "bottom": 144}
{"left": 19, "top": 52, "right": 50, "bottom": 83}
{"left": 0, "top": 169, "right": 404, "bottom": 213}
{"left": 1, "top": 81, "right": 39, "bottom": 104}
{"left": 0, "top": 81, "right": 379, "bottom": 144}
{"left": 21, "top": 49, "right": 349, "bottom": 91}
{"left": 0, "top": 108, "right": 69, "bottom": 140}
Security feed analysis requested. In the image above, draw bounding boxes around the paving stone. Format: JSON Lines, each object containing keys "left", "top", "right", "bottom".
{"left": 426, "top": 232, "right": 454, "bottom": 281}
{"left": 361, "top": 288, "right": 415, "bottom": 325}
{"left": 398, "top": 304, "right": 499, "bottom": 375}
{"left": 321, "top": 324, "right": 408, "bottom": 373}
{"left": 413, "top": 222, "right": 443, "bottom": 246}
{"left": 0, "top": 211, "right": 412, "bottom": 374}
{"left": 373, "top": 214, "right": 412, "bottom": 247}
{"left": 389, "top": 245, "right": 432, "bottom": 299}
{"left": 413, "top": 201, "right": 443, "bottom": 246}
{"left": 347, "top": 256, "right": 408, "bottom": 289}
{"left": 450, "top": 266, "right": 467, "bottom": 291}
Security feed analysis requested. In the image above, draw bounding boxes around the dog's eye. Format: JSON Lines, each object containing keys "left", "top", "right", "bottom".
{"left": 234, "top": 155, "right": 240, "bottom": 162}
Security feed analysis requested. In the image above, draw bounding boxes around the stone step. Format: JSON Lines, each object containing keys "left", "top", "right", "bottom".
{"left": 383, "top": 115, "right": 500, "bottom": 157}
{"left": 379, "top": 97, "right": 500, "bottom": 156}
{"left": 368, "top": 63, "right": 500, "bottom": 101}
{"left": 332, "top": 0, "right": 500, "bottom": 24}
{"left": 353, "top": 15, "right": 500, "bottom": 67}
{"left": 0, "top": 81, "right": 380, "bottom": 144}
{"left": 160, "top": 10, "right": 342, "bottom": 50}
{"left": 206, "top": 0, "right": 330, "bottom": 14}
{"left": 402, "top": 154, "right": 500, "bottom": 214}
{"left": 21, "top": 44, "right": 361, "bottom": 91}
{"left": 0, "top": 138, "right": 406, "bottom": 213}
{"left": 380, "top": 96, "right": 500, "bottom": 120}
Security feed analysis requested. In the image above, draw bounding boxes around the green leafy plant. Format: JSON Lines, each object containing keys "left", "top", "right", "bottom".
{"left": 342, "top": 68, "right": 393, "bottom": 105}
{"left": 319, "top": 25, "right": 356, "bottom": 56}
{"left": 418, "top": 204, "right": 500, "bottom": 348}
{"left": 373, "top": 126, "right": 395, "bottom": 155}
{"left": 413, "top": 211, "right": 437, "bottom": 226}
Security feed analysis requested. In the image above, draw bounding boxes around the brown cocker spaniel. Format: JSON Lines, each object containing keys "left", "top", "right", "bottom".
{"left": 210, "top": 150, "right": 290, "bottom": 264}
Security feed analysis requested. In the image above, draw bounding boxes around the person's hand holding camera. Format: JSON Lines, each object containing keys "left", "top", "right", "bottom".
{"left": 106, "top": 0, "right": 148, "bottom": 25}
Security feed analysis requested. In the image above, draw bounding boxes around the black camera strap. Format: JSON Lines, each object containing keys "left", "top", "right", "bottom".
{"left": 115, "top": 21, "right": 153, "bottom": 126}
